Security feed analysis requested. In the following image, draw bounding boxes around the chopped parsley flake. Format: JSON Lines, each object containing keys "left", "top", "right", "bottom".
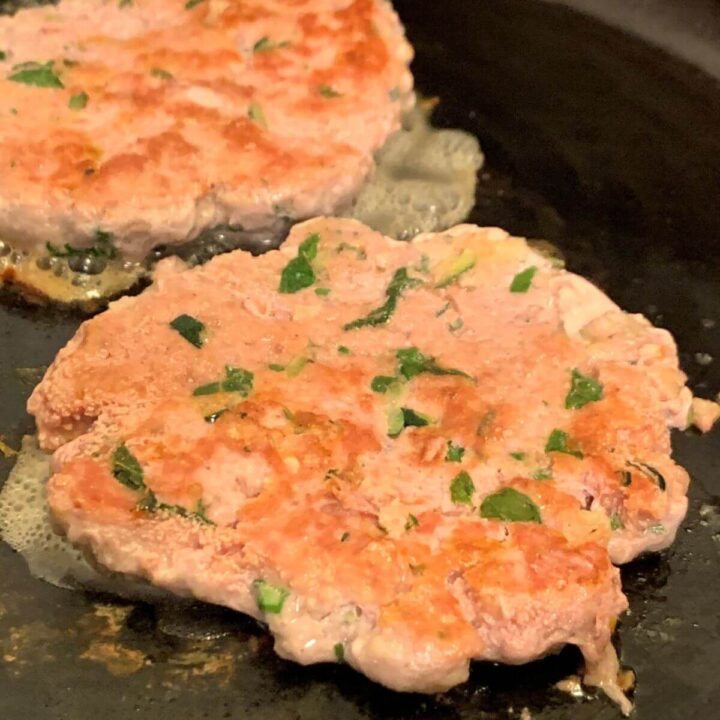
{"left": 150, "top": 67, "right": 173, "bottom": 80}
{"left": 337, "top": 345, "right": 351, "bottom": 355}
{"left": 138, "top": 493, "right": 214, "bottom": 525}
{"left": 315, "top": 287, "right": 330, "bottom": 296}
{"left": 46, "top": 228, "right": 117, "bottom": 259}
{"left": 371, "top": 375, "right": 397, "bottom": 394}
{"left": 248, "top": 101, "right": 267, "bottom": 128}
{"left": 318, "top": 84, "right": 342, "bottom": 98}
{"left": 396, "top": 347, "right": 473, "bottom": 381}
{"left": 118, "top": 0, "right": 132, "bottom": 7}
{"left": 544, "top": 429, "right": 583, "bottom": 458}
{"left": 343, "top": 267, "right": 422, "bottom": 331}
{"left": 510, "top": 451, "right": 526, "bottom": 461}
{"left": 387, "top": 406, "right": 431, "bottom": 437}
{"left": 445, "top": 441, "right": 465, "bottom": 463}
{"left": 8, "top": 61, "right": 63, "bottom": 88}
{"left": 509, "top": 266, "right": 537, "bottom": 293}
{"left": 169, "top": 314, "right": 206, "bottom": 348}
{"left": 531, "top": 467, "right": 552, "bottom": 480}
{"left": 253, "top": 579, "right": 289, "bottom": 613}
{"left": 268, "top": 363, "right": 285, "bottom": 372}
{"left": 185, "top": 0, "right": 205, "bottom": 9}
{"left": 480, "top": 487, "right": 541, "bottom": 523}
{"left": 111, "top": 443, "right": 145, "bottom": 491}
{"left": 278, "top": 232, "right": 319, "bottom": 294}
{"left": 193, "top": 365, "right": 254, "bottom": 397}
{"left": 405, "top": 513, "right": 419, "bottom": 531}
{"left": 610, "top": 513, "right": 624, "bottom": 531}
{"left": 450, "top": 470, "right": 474, "bottom": 505}
{"left": 0, "top": 51, "right": 6, "bottom": 62}
{"left": 565, "top": 368, "right": 604, "bottom": 409}
{"left": 253, "top": 37, "right": 290, "bottom": 53}
{"left": 68, "top": 91, "right": 88, "bottom": 110}
{"left": 285, "top": 355, "right": 309, "bottom": 377}
{"left": 334, "top": 642, "right": 345, "bottom": 662}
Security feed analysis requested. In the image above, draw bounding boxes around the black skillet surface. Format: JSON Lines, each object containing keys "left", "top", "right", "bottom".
{"left": 2, "top": 1, "right": 720, "bottom": 718}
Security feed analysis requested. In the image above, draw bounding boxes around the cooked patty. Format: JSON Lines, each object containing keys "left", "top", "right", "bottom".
{"left": 28, "top": 217, "right": 698, "bottom": 710}
{"left": 0, "top": 0, "right": 412, "bottom": 261}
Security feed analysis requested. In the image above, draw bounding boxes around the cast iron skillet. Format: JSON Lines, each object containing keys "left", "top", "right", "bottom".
{"left": 1, "top": 1, "right": 720, "bottom": 718}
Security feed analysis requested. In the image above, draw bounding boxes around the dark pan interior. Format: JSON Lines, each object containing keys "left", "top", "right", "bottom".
{"left": 2, "top": 1, "right": 720, "bottom": 718}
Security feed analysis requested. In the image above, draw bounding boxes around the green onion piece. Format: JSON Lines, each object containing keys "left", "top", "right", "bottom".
{"left": 253, "top": 579, "right": 290, "bottom": 613}
{"left": 445, "top": 441, "right": 465, "bottom": 463}
{"left": 480, "top": 487, "right": 541, "bottom": 523}
{"left": 8, "top": 61, "right": 63, "bottom": 88}
{"left": 337, "top": 346, "right": 350, "bottom": 355}
{"left": 565, "top": 368, "right": 604, "bottom": 409}
{"left": 278, "top": 233, "right": 320, "bottom": 294}
{"left": 268, "top": 363, "right": 285, "bottom": 372}
{"left": 68, "top": 91, "right": 88, "bottom": 110}
{"left": 315, "top": 287, "right": 330, "bottom": 297}
{"left": 111, "top": 444, "right": 145, "bottom": 491}
{"left": 185, "top": 0, "right": 205, "bottom": 9}
{"left": 169, "top": 314, "right": 205, "bottom": 348}
{"left": 510, "top": 266, "right": 537, "bottom": 293}
{"left": 333, "top": 642, "right": 345, "bottom": 662}
{"left": 343, "top": 267, "right": 422, "bottom": 331}
{"left": 450, "top": 470, "right": 475, "bottom": 505}
{"left": 435, "top": 249, "right": 476, "bottom": 288}
{"left": 404, "top": 513, "right": 419, "bottom": 531}
{"left": 318, "top": 84, "right": 342, "bottom": 98}
{"left": 544, "top": 429, "right": 583, "bottom": 458}
{"left": 248, "top": 101, "right": 267, "bottom": 128}
{"left": 610, "top": 513, "right": 624, "bottom": 531}
{"left": 510, "top": 451, "right": 525, "bottom": 461}
{"left": 396, "top": 347, "right": 473, "bottom": 381}
{"left": 531, "top": 467, "right": 552, "bottom": 480}
{"left": 370, "top": 375, "right": 397, "bottom": 394}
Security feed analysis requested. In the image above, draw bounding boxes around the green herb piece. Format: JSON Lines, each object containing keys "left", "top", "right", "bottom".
{"left": 111, "top": 444, "right": 145, "bottom": 491}
{"left": 435, "top": 249, "right": 476, "bottom": 288}
{"left": 648, "top": 523, "right": 665, "bottom": 535}
{"left": 343, "top": 267, "right": 422, "bottom": 331}
{"left": 401, "top": 408, "right": 430, "bottom": 428}
{"left": 445, "top": 441, "right": 465, "bottom": 463}
{"left": 315, "top": 287, "right": 330, "bottom": 297}
{"left": 285, "top": 355, "right": 309, "bottom": 378}
{"left": 476, "top": 409, "right": 496, "bottom": 436}
{"left": 8, "top": 61, "right": 63, "bottom": 89}
{"left": 405, "top": 513, "right": 419, "bottom": 531}
{"left": 282, "top": 407, "right": 295, "bottom": 422}
{"left": 565, "top": 368, "right": 604, "bottom": 409}
{"left": 193, "top": 365, "right": 254, "bottom": 396}
{"left": 253, "top": 37, "right": 290, "bottom": 53}
{"left": 150, "top": 67, "right": 173, "bottom": 80}
{"left": 204, "top": 408, "right": 227, "bottom": 424}
{"left": 336, "top": 241, "right": 366, "bottom": 260}
{"left": 435, "top": 302, "right": 451, "bottom": 317}
{"left": 450, "top": 470, "right": 474, "bottom": 505}
{"left": 370, "top": 375, "right": 397, "bottom": 394}
{"left": 626, "top": 460, "right": 666, "bottom": 491}
{"left": 387, "top": 407, "right": 431, "bottom": 437}
{"left": 448, "top": 318, "right": 464, "bottom": 333}
{"left": 268, "top": 363, "right": 285, "bottom": 372}
{"left": 185, "top": 0, "right": 205, "bottom": 9}
{"left": 0, "top": 51, "right": 6, "bottom": 62}
{"left": 509, "top": 266, "right": 537, "bottom": 293}
{"left": 68, "top": 91, "right": 88, "bottom": 110}
{"left": 248, "top": 101, "right": 267, "bottom": 128}
{"left": 253, "top": 579, "right": 289, "bottom": 613}
{"left": 46, "top": 228, "right": 116, "bottom": 259}
{"left": 333, "top": 642, "right": 345, "bottom": 662}
{"left": 610, "top": 513, "right": 624, "bottom": 531}
{"left": 531, "top": 467, "right": 552, "bottom": 480}
{"left": 510, "top": 451, "right": 526, "bottom": 461}
{"left": 544, "top": 429, "right": 583, "bottom": 458}
{"left": 337, "top": 345, "right": 350, "bottom": 355}
{"left": 118, "top": 0, "right": 132, "bottom": 8}
{"left": 480, "top": 487, "right": 541, "bottom": 523}
{"left": 143, "top": 495, "right": 214, "bottom": 525}
{"left": 318, "top": 84, "right": 342, "bottom": 98}
{"left": 278, "top": 233, "right": 320, "bottom": 294}
{"left": 396, "top": 347, "right": 473, "bottom": 382}
{"left": 340, "top": 532, "right": 350, "bottom": 543}
{"left": 169, "top": 314, "right": 205, "bottom": 348}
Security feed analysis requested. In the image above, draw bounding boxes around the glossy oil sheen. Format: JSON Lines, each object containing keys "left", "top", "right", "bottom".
{"left": 1, "top": 0, "right": 720, "bottom": 718}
